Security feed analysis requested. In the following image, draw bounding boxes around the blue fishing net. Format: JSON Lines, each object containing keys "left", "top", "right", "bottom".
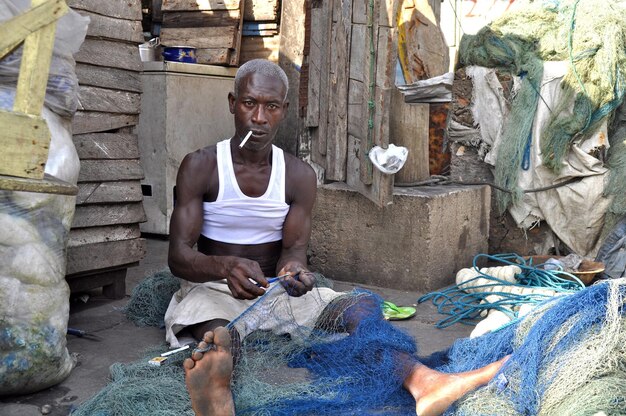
{"left": 75, "top": 272, "right": 626, "bottom": 415}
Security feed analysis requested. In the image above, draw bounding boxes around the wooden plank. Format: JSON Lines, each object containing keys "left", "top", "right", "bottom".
{"left": 72, "top": 111, "right": 139, "bottom": 135}
{"left": 347, "top": 78, "right": 365, "bottom": 139}
{"left": 196, "top": 48, "right": 232, "bottom": 65}
{"left": 325, "top": 0, "right": 351, "bottom": 182}
{"left": 379, "top": 0, "right": 400, "bottom": 28}
{"left": 66, "top": 238, "right": 146, "bottom": 276}
{"left": 78, "top": 160, "right": 144, "bottom": 182}
{"left": 308, "top": 3, "right": 331, "bottom": 166}
{"left": 305, "top": 6, "right": 321, "bottom": 128}
{"left": 239, "top": 35, "right": 279, "bottom": 63}
{"left": 75, "top": 63, "right": 141, "bottom": 93}
{"left": 66, "top": 0, "right": 142, "bottom": 21}
{"left": 72, "top": 203, "right": 147, "bottom": 228}
{"left": 13, "top": 0, "right": 60, "bottom": 116}
{"left": 358, "top": 1, "right": 377, "bottom": 185}
{"left": 162, "top": 0, "right": 241, "bottom": 11}
{"left": 349, "top": 24, "right": 366, "bottom": 83}
{"left": 76, "top": 181, "right": 143, "bottom": 204}
{"left": 391, "top": 93, "right": 430, "bottom": 184}
{"left": 0, "top": 111, "right": 50, "bottom": 179}
{"left": 160, "top": 26, "right": 237, "bottom": 49}
{"left": 229, "top": 0, "right": 245, "bottom": 66}
{"left": 373, "top": 26, "right": 395, "bottom": 148}
{"left": 161, "top": 10, "right": 240, "bottom": 27}
{"left": 77, "top": 86, "right": 141, "bottom": 114}
{"left": 0, "top": 172, "right": 76, "bottom": 195}
{"left": 73, "top": 132, "right": 139, "bottom": 159}
{"left": 68, "top": 224, "right": 141, "bottom": 247}
{"left": 243, "top": 0, "right": 278, "bottom": 21}
{"left": 75, "top": 10, "right": 144, "bottom": 44}
{"left": 354, "top": 1, "right": 395, "bottom": 206}
{"left": 75, "top": 38, "right": 142, "bottom": 72}
{"left": 0, "top": 0, "right": 67, "bottom": 59}
{"left": 352, "top": 0, "right": 368, "bottom": 24}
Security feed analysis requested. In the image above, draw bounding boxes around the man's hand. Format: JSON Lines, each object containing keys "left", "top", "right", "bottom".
{"left": 225, "top": 257, "right": 268, "bottom": 299}
{"left": 277, "top": 264, "right": 316, "bottom": 297}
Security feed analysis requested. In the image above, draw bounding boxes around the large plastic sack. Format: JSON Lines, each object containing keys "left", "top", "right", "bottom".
{"left": 0, "top": 1, "right": 85, "bottom": 391}
{"left": 0, "top": 102, "right": 80, "bottom": 395}
{"left": 0, "top": 0, "right": 89, "bottom": 117}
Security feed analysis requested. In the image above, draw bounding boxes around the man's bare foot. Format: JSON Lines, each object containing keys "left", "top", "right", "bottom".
{"left": 405, "top": 356, "right": 510, "bottom": 416}
{"left": 184, "top": 327, "right": 235, "bottom": 416}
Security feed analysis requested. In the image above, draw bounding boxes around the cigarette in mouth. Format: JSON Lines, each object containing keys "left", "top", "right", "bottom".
{"left": 239, "top": 131, "right": 253, "bottom": 148}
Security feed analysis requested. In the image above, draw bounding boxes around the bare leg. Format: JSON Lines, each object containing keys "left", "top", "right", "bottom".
{"left": 188, "top": 319, "right": 231, "bottom": 342}
{"left": 405, "top": 356, "right": 509, "bottom": 416}
{"left": 183, "top": 327, "right": 235, "bottom": 416}
{"left": 320, "top": 295, "right": 509, "bottom": 415}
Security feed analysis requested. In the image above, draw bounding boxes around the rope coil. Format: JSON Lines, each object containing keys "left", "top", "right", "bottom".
{"left": 418, "top": 253, "right": 585, "bottom": 329}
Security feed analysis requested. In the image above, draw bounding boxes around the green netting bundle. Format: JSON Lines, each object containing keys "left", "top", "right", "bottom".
{"left": 460, "top": 0, "right": 626, "bottom": 212}
{"left": 123, "top": 270, "right": 181, "bottom": 327}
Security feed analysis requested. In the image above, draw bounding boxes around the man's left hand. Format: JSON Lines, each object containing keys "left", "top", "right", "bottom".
{"left": 277, "top": 265, "right": 316, "bottom": 297}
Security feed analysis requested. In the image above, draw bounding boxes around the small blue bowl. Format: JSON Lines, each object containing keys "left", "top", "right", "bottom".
{"left": 162, "top": 46, "right": 197, "bottom": 64}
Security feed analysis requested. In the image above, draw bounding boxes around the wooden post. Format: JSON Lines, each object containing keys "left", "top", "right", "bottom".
{"left": 0, "top": 0, "right": 73, "bottom": 192}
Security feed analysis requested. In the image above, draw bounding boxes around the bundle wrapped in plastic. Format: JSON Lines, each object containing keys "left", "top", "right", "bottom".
{"left": 0, "top": 0, "right": 87, "bottom": 395}
{"left": 0, "top": 104, "right": 81, "bottom": 395}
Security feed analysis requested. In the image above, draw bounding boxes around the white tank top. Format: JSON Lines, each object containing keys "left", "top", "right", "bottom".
{"left": 201, "top": 139, "right": 290, "bottom": 244}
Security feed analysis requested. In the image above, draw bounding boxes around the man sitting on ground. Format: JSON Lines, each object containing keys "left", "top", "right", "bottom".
{"left": 166, "top": 59, "right": 507, "bottom": 416}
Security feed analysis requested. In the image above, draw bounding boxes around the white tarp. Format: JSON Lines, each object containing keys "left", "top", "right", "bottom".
{"left": 468, "top": 62, "right": 611, "bottom": 256}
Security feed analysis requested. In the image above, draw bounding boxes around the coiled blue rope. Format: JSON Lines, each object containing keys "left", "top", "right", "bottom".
{"left": 418, "top": 253, "right": 586, "bottom": 328}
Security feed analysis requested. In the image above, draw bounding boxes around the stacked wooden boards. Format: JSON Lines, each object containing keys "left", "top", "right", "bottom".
{"left": 159, "top": 0, "right": 245, "bottom": 66}
{"left": 66, "top": 0, "right": 147, "bottom": 298}
{"left": 239, "top": 0, "right": 280, "bottom": 64}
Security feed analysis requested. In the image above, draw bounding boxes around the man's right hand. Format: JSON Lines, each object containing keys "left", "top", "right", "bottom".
{"left": 225, "top": 257, "right": 269, "bottom": 299}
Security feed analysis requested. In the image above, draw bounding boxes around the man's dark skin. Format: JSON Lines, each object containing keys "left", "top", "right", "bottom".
{"left": 168, "top": 70, "right": 317, "bottom": 340}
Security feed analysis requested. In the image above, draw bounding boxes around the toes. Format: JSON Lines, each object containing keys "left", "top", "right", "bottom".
{"left": 213, "top": 327, "right": 232, "bottom": 350}
{"left": 202, "top": 331, "right": 215, "bottom": 344}
{"left": 192, "top": 350, "right": 205, "bottom": 361}
{"left": 183, "top": 357, "right": 195, "bottom": 370}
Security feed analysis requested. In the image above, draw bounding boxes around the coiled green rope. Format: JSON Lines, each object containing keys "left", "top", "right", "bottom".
{"left": 418, "top": 253, "right": 585, "bottom": 328}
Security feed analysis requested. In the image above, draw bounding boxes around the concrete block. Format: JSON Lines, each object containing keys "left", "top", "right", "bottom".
{"left": 310, "top": 182, "right": 490, "bottom": 292}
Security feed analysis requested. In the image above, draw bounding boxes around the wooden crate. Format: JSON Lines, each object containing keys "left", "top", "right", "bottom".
{"left": 160, "top": 0, "right": 245, "bottom": 66}
{"left": 66, "top": 0, "right": 147, "bottom": 298}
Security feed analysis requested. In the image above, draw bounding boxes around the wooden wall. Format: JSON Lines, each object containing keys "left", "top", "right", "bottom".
{"left": 305, "top": 0, "right": 406, "bottom": 207}
{"left": 66, "top": 0, "right": 147, "bottom": 298}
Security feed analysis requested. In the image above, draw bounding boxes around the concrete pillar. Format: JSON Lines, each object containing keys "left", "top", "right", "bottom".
{"left": 310, "top": 183, "right": 490, "bottom": 292}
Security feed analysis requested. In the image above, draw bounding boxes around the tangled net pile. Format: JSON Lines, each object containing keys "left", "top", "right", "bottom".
{"left": 459, "top": 0, "right": 626, "bottom": 213}
{"left": 73, "top": 271, "right": 626, "bottom": 415}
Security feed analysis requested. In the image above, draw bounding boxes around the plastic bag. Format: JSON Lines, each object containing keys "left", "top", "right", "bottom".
{"left": 0, "top": 96, "right": 80, "bottom": 394}
{"left": 0, "top": 0, "right": 89, "bottom": 117}
{"left": 368, "top": 144, "right": 409, "bottom": 175}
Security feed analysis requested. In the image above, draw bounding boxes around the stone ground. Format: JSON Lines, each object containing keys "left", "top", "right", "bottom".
{"left": 0, "top": 237, "right": 471, "bottom": 416}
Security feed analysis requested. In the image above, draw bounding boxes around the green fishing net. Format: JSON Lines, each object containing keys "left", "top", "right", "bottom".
{"left": 460, "top": 0, "right": 626, "bottom": 212}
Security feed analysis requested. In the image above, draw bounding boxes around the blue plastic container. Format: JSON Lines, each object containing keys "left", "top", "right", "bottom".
{"left": 162, "top": 46, "right": 197, "bottom": 63}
